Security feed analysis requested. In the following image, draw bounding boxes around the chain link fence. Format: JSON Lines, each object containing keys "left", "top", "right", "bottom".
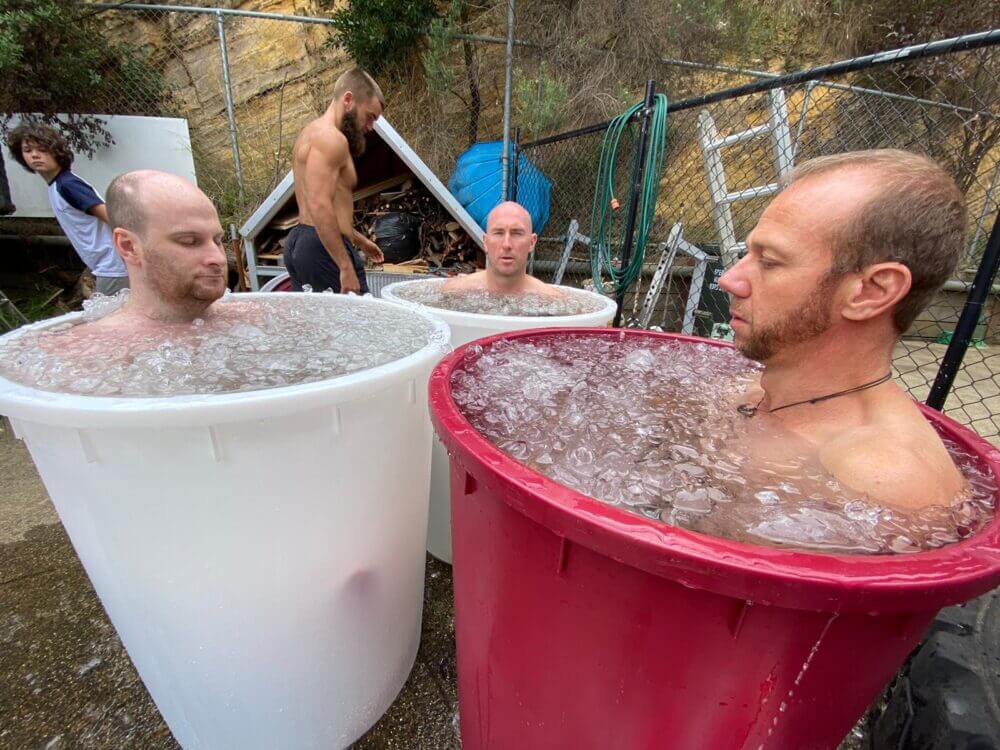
{"left": 85, "top": 2, "right": 524, "bottom": 231}
{"left": 517, "top": 33, "right": 1000, "bottom": 443}
{"left": 38, "top": 6, "right": 1000, "bottom": 444}
{"left": 85, "top": 2, "right": 764, "bottom": 229}
{"left": 90, "top": 4, "right": 354, "bottom": 228}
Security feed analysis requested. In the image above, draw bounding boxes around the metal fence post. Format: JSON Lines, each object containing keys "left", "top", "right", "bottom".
{"left": 927, "top": 209, "right": 1000, "bottom": 410}
{"left": 613, "top": 79, "right": 657, "bottom": 327}
{"left": 0, "top": 153, "right": 15, "bottom": 216}
{"left": 215, "top": 11, "right": 245, "bottom": 204}
{"left": 500, "top": 0, "right": 515, "bottom": 200}
{"left": 510, "top": 127, "right": 521, "bottom": 202}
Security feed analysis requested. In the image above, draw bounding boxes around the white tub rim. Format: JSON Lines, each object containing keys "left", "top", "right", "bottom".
{"left": 0, "top": 291, "right": 450, "bottom": 429}
{"left": 381, "top": 278, "right": 617, "bottom": 327}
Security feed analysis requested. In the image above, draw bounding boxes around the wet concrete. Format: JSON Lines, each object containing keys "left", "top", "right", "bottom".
{"left": 0, "top": 434, "right": 458, "bottom": 749}
{"left": 2, "top": 431, "right": 866, "bottom": 749}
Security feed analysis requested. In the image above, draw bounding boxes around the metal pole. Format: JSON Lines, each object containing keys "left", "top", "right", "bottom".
{"left": 216, "top": 11, "right": 244, "bottom": 204}
{"left": 510, "top": 127, "right": 521, "bottom": 202}
{"left": 512, "top": 127, "right": 532, "bottom": 272}
{"left": 500, "top": 0, "right": 515, "bottom": 201}
{"left": 0, "top": 152, "right": 15, "bottom": 216}
{"left": 613, "top": 80, "right": 656, "bottom": 328}
{"left": 966, "top": 162, "right": 1000, "bottom": 269}
{"left": 927, "top": 209, "right": 1000, "bottom": 410}
{"left": 666, "top": 29, "right": 1000, "bottom": 115}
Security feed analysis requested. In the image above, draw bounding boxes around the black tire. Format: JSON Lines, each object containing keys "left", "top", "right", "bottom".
{"left": 874, "top": 587, "right": 999, "bottom": 750}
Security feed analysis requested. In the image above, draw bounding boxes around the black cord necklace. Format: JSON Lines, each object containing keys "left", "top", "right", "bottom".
{"left": 736, "top": 372, "right": 893, "bottom": 417}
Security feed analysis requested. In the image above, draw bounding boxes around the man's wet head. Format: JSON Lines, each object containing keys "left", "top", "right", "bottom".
{"left": 332, "top": 68, "right": 385, "bottom": 159}
{"left": 719, "top": 149, "right": 965, "bottom": 364}
{"left": 107, "top": 170, "right": 227, "bottom": 322}
{"left": 484, "top": 202, "right": 537, "bottom": 281}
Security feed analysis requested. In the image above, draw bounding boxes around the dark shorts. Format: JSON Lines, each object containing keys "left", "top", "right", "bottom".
{"left": 283, "top": 224, "right": 369, "bottom": 294}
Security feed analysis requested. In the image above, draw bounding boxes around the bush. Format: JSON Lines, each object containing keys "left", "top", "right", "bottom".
{"left": 0, "top": 0, "right": 166, "bottom": 156}
{"left": 515, "top": 64, "right": 571, "bottom": 141}
{"left": 326, "top": 0, "right": 440, "bottom": 77}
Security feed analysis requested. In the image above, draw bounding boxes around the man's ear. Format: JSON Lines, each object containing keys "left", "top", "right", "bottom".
{"left": 342, "top": 90, "right": 355, "bottom": 111}
{"left": 113, "top": 227, "right": 141, "bottom": 266}
{"left": 841, "top": 262, "right": 911, "bottom": 323}
{"left": 530, "top": 232, "right": 538, "bottom": 254}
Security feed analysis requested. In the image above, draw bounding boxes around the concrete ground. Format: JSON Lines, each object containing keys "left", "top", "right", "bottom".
{"left": 893, "top": 340, "right": 1000, "bottom": 445}
{"left": 0, "top": 426, "right": 909, "bottom": 750}
{"left": 0, "top": 432, "right": 459, "bottom": 749}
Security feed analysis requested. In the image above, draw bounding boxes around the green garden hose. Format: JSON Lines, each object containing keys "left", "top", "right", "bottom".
{"left": 589, "top": 93, "right": 669, "bottom": 296}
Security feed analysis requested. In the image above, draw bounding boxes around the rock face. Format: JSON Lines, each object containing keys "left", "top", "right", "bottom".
{"left": 102, "top": 1, "right": 351, "bottom": 210}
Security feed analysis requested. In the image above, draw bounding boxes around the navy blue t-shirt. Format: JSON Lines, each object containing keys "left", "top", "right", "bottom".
{"left": 47, "top": 170, "right": 126, "bottom": 277}
{"left": 53, "top": 171, "right": 103, "bottom": 213}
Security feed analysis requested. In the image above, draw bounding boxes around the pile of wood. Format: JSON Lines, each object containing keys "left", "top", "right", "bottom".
{"left": 353, "top": 177, "right": 482, "bottom": 274}
{"left": 251, "top": 211, "right": 298, "bottom": 268}
{"left": 249, "top": 179, "right": 483, "bottom": 277}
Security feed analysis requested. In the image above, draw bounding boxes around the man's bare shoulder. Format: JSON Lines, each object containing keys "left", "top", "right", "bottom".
{"left": 818, "top": 422, "right": 963, "bottom": 510}
{"left": 525, "top": 276, "right": 564, "bottom": 297}
{"left": 294, "top": 120, "right": 348, "bottom": 165}
{"left": 441, "top": 272, "right": 484, "bottom": 291}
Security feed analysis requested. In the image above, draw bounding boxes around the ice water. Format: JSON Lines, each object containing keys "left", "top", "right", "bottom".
{"left": 450, "top": 334, "right": 996, "bottom": 555}
{"left": 0, "top": 293, "right": 441, "bottom": 397}
{"left": 394, "top": 278, "right": 606, "bottom": 316}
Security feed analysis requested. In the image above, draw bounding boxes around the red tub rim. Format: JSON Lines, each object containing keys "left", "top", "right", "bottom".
{"left": 428, "top": 327, "right": 1000, "bottom": 614}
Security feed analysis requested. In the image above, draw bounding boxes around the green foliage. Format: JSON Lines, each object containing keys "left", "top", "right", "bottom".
{"left": 423, "top": 0, "right": 461, "bottom": 98}
{"left": 327, "top": 0, "right": 440, "bottom": 77}
{"left": 0, "top": 0, "right": 166, "bottom": 156}
{"left": 514, "top": 64, "right": 571, "bottom": 140}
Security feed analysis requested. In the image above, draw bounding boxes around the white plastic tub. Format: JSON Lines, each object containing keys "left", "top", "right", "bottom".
{"left": 0, "top": 293, "right": 450, "bottom": 750}
{"left": 381, "top": 279, "right": 617, "bottom": 563}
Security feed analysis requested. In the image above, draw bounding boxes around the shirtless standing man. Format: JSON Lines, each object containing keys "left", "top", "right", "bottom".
{"left": 443, "top": 201, "right": 560, "bottom": 296}
{"left": 720, "top": 149, "right": 967, "bottom": 511}
{"left": 285, "top": 68, "right": 385, "bottom": 294}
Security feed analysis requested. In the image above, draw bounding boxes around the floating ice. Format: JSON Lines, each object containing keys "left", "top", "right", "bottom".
{"left": 393, "top": 278, "right": 606, "bottom": 316}
{"left": 0, "top": 295, "right": 441, "bottom": 397}
{"left": 451, "top": 335, "right": 996, "bottom": 555}
{"left": 81, "top": 289, "right": 129, "bottom": 322}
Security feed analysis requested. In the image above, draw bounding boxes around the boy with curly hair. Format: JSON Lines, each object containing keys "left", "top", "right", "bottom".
{"left": 7, "top": 123, "right": 129, "bottom": 295}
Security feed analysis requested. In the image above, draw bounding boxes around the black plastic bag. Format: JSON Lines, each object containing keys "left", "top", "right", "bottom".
{"left": 372, "top": 212, "right": 422, "bottom": 264}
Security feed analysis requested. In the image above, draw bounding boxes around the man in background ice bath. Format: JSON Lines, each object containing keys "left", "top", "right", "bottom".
{"left": 7, "top": 123, "right": 130, "bottom": 296}
{"left": 443, "top": 201, "right": 561, "bottom": 296}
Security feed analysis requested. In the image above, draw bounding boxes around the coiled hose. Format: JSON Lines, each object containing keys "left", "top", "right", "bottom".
{"left": 589, "top": 94, "right": 668, "bottom": 297}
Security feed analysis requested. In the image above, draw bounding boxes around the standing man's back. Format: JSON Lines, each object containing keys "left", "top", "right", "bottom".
{"left": 286, "top": 68, "right": 385, "bottom": 294}
{"left": 6, "top": 123, "right": 129, "bottom": 296}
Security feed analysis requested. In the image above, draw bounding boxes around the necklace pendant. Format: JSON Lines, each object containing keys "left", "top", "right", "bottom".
{"left": 736, "top": 403, "right": 758, "bottom": 417}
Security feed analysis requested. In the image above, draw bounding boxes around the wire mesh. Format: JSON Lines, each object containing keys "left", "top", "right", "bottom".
{"left": 86, "top": 3, "right": 513, "bottom": 227}
{"left": 67, "top": 5, "right": 1000, "bottom": 443}
{"left": 84, "top": 5, "right": 348, "bottom": 226}
{"left": 519, "top": 40, "right": 1000, "bottom": 443}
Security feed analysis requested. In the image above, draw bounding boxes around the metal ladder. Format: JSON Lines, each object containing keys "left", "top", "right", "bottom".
{"left": 549, "top": 219, "right": 592, "bottom": 286}
{"left": 696, "top": 88, "right": 795, "bottom": 268}
{"left": 636, "top": 223, "right": 717, "bottom": 334}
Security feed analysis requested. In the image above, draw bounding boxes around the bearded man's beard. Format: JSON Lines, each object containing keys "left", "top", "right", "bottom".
{"left": 736, "top": 275, "right": 839, "bottom": 362}
{"left": 340, "top": 109, "right": 366, "bottom": 158}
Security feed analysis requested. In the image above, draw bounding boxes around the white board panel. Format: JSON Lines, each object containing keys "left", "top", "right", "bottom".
{"left": 4, "top": 115, "right": 197, "bottom": 218}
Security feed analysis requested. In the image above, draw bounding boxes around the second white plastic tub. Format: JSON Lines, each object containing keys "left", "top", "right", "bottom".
{"left": 0, "top": 293, "right": 450, "bottom": 750}
{"left": 381, "top": 278, "right": 617, "bottom": 562}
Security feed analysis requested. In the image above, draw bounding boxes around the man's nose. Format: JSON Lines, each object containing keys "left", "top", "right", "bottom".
{"left": 718, "top": 261, "right": 749, "bottom": 298}
{"left": 206, "top": 244, "right": 226, "bottom": 267}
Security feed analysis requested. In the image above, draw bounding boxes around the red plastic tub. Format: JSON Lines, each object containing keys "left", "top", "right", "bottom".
{"left": 428, "top": 328, "right": 1000, "bottom": 750}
